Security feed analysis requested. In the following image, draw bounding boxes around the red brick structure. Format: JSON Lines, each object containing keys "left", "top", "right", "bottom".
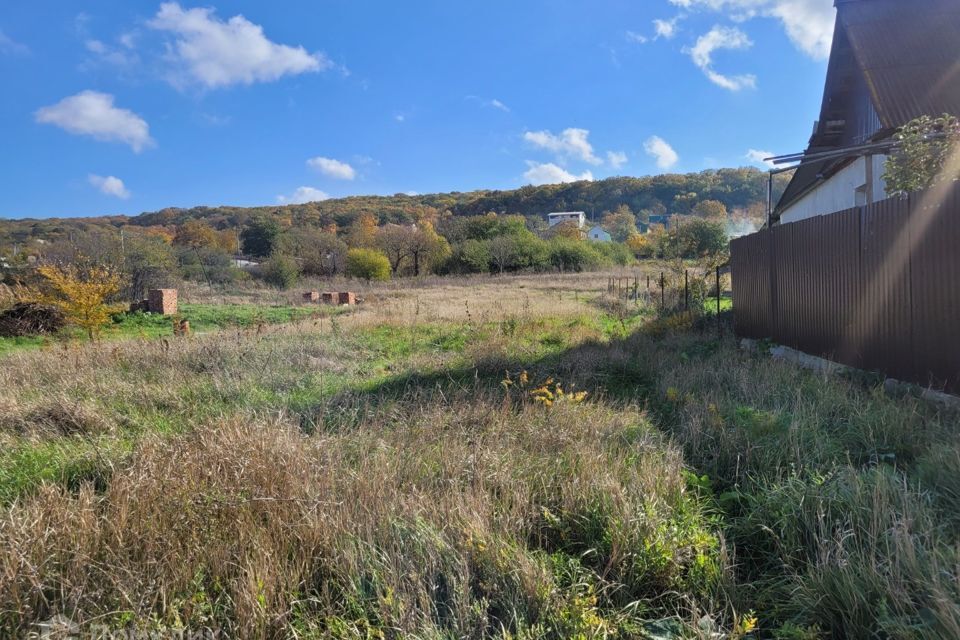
{"left": 148, "top": 289, "right": 178, "bottom": 316}
{"left": 322, "top": 292, "right": 337, "bottom": 305}
{"left": 303, "top": 291, "right": 320, "bottom": 303}
{"left": 338, "top": 292, "right": 356, "bottom": 305}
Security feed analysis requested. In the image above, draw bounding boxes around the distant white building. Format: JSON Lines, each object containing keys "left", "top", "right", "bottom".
{"left": 587, "top": 226, "right": 611, "bottom": 242}
{"left": 547, "top": 211, "right": 586, "bottom": 228}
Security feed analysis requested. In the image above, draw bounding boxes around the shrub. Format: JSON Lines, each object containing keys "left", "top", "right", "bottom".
{"left": 177, "top": 247, "right": 246, "bottom": 285}
{"left": 593, "top": 241, "right": 634, "bottom": 266}
{"left": 345, "top": 248, "right": 391, "bottom": 282}
{"left": 259, "top": 255, "right": 300, "bottom": 290}
{"left": 660, "top": 218, "right": 728, "bottom": 262}
{"left": 451, "top": 239, "right": 492, "bottom": 274}
{"left": 548, "top": 237, "right": 606, "bottom": 272}
{"left": 31, "top": 264, "right": 121, "bottom": 339}
{"left": 884, "top": 114, "right": 960, "bottom": 195}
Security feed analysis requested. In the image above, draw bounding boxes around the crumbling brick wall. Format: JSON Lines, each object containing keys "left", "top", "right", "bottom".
{"left": 148, "top": 289, "right": 178, "bottom": 316}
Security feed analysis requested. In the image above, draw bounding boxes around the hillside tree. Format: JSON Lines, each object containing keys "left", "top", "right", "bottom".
{"left": 601, "top": 205, "right": 638, "bottom": 242}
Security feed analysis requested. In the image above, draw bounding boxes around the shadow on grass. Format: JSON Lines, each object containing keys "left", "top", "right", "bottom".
{"left": 305, "top": 319, "right": 735, "bottom": 435}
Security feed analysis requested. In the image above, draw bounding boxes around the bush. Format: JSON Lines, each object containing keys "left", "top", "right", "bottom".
{"left": 449, "top": 239, "right": 492, "bottom": 274}
{"left": 661, "top": 218, "right": 728, "bottom": 261}
{"left": 548, "top": 237, "right": 606, "bottom": 272}
{"left": 345, "top": 248, "right": 391, "bottom": 282}
{"left": 177, "top": 248, "right": 246, "bottom": 285}
{"left": 259, "top": 255, "right": 300, "bottom": 290}
{"left": 593, "top": 241, "right": 635, "bottom": 266}
{"left": 884, "top": 114, "right": 960, "bottom": 195}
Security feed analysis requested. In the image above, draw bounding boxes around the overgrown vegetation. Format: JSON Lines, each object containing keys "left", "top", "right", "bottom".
{"left": 885, "top": 114, "right": 960, "bottom": 195}
{"left": 2, "top": 170, "right": 782, "bottom": 295}
{"left": 0, "top": 273, "right": 955, "bottom": 637}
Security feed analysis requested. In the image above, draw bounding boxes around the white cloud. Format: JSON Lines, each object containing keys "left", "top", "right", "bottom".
{"left": 654, "top": 17, "right": 682, "bottom": 39}
{"left": 644, "top": 136, "right": 680, "bottom": 169}
{"left": 88, "top": 174, "right": 131, "bottom": 199}
{"left": 35, "top": 91, "right": 154, "bottom": 152}
{"left": 394, "top": 114, "right": 406, "bottom": 122}
{"left": 118, "top": 31, "right": 137, "bottom": 49}
{"left": 148, "top": 2, "right": 330, "bottom": 88}
{"left": 524, "top": 128, "right": 602, "bottom": 165}
{"left": 84, "top": 38, "right": 139, "bottom": 68}
{"left": 626, "top": 30, "right": 648, "bottom": 44}
{"left": 523, "top": 162, "right": 594, "bottom": 186}
{"left": 607, "top": 151, "right": 628, "bottom": 169}
{"left": 277, "top": 186, "right": 330, "bottom": 204}
{"left": 670, "top": 0, "right": 834, "bottom": 60}
{"left": 490, "top": 99, "right": 510, "bottom": 112}
{"left": 745, "top": 149, "right": 777, "bottom": 168}
{"left": 687, "top": 26, "right": 756, "bottom": 91}
{"left": 307, "top": 157, "right": 356, "bottom": 180}
{"left": 0, "top": 28, "right": 29, "bottom": 56}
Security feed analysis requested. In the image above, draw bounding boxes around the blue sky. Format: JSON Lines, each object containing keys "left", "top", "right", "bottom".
{"left": 0, "top": 0, "right": 836, "bottom": 219}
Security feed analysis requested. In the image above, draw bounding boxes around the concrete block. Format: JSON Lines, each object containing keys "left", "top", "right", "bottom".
{"left": 303, "top": 291, "right": 320, "bottom": 303}
{"left": 338, "top": 292, "right": 356, "bottom": 305}
{"left": 322, "top": 292, "right": 337, "bottom": 305}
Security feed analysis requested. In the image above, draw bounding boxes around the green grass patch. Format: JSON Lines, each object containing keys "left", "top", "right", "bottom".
{"left": 0, "top": 335, "right": 46, "bottom": 356}
{"left": 0, "top": 303, "right": 340, "bottom": 354}
{"left": 0, "top": 436, "right": 131, "bottom": 505}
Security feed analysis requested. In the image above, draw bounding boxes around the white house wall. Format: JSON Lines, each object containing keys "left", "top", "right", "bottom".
{"left": 780, "top": 155, "right": 888, "bottom": 224}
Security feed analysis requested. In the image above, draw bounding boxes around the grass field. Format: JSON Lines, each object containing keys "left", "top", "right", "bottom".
{"left": 0, "top": 302, "right": 341, "bottom": 355}
{"left": 0, "top": 272, "right": 956, "bottom": 638}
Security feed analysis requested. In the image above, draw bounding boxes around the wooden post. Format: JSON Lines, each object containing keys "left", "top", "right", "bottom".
{"left": 660, "top": 272, "right": 665, "bottom": 310}
{"left": 684, "top": 270, "right": 689, "bottom": 311}
{"left": 716, "top": 266, "right": 722, "bottom": 339}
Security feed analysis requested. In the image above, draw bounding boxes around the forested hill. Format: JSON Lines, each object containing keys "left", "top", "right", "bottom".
{"left": 131, "top": 168, "right": 785, "bottom": 229}
{"left": 1, "top": 168, "right": 789, "bottom": 242}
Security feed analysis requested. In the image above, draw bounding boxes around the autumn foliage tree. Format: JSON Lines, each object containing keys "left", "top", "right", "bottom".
{"left": 691, "top": 199, "right": 728, "bottom": 220}
{"left": 34, "top": 264, "right": 121, "bottom": 339}
{"left": 601, "top": 205, "right": 638, "bottom": 242}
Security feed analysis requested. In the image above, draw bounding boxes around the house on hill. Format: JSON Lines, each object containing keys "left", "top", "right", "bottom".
{"left": 774, "top": 0, "right": 960, "bottom": 224}
{"left": 547, "top": 211, "right": 586, "bottom": 229}
{"left": 587, "top": 226, "right": 611, "bottom": 242}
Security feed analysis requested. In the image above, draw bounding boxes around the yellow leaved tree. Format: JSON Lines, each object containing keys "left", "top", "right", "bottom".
{"left": 35, "top": 264, "right": 122, "bottom": 339}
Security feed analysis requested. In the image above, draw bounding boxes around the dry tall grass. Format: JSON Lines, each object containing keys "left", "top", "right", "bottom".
{"left": 0, "top": 273, "right": 957, "bottom": 638}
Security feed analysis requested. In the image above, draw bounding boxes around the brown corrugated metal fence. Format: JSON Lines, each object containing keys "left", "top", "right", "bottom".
{"left": 731, "top": 184, "right": 960, "bottom": 393}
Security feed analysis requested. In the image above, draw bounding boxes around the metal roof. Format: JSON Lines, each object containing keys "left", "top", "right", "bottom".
{"left": 841, "top": 0, "right": 960, "bottom": 127}
{"left": 776, "top": 0, "right": 960, "bottom": 215}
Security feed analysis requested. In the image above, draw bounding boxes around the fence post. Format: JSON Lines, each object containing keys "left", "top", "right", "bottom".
{"left": 684, "top": 270, "right": 689, "bottom": 311}
{"left": 716, "top": 266, "right": 722, "bottom": 339}
{"left": 660, "top": 272, "right": 665, "bottom": 310}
